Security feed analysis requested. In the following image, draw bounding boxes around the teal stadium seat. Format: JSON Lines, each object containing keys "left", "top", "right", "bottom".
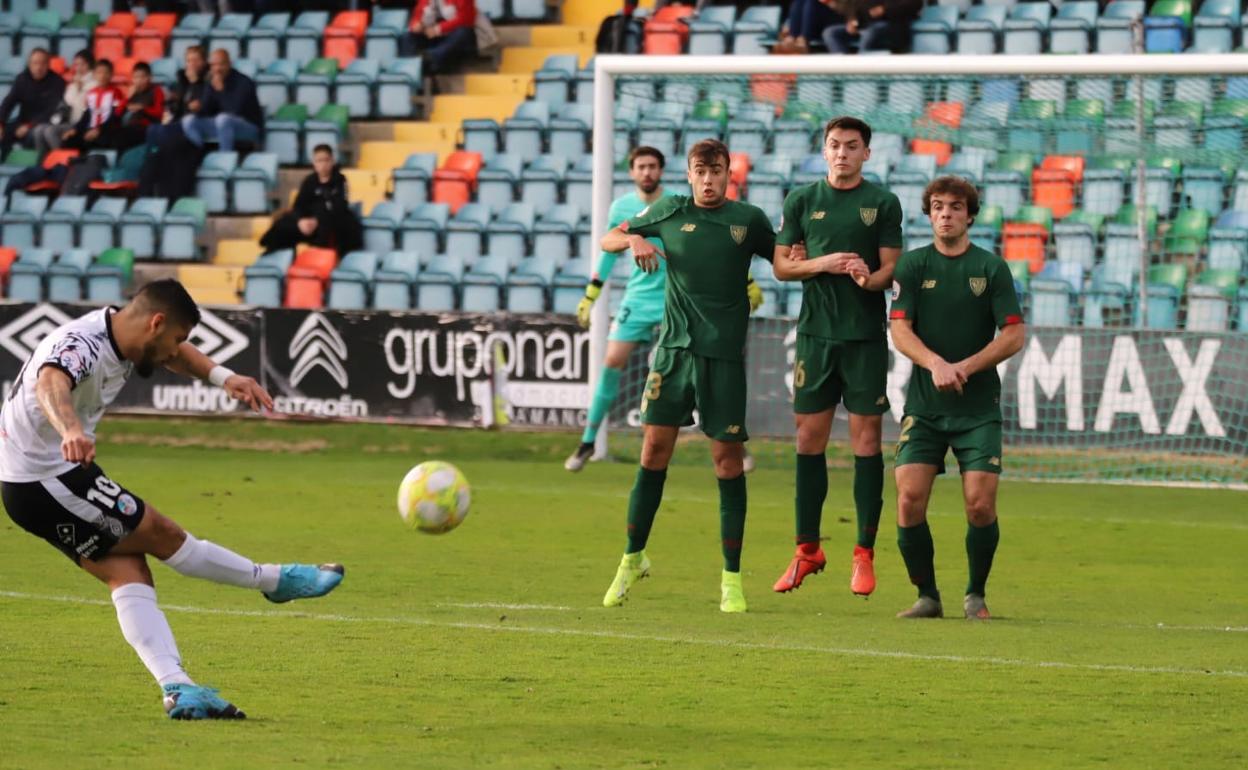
{"left": 47, "top": 248, "right": 92, "bottom": 302}
{"left": 39, "top": 195, "right": 87, "bottom": 253}
{"left": 372, "top": 251, "right": 420, "bottom": 310}
{"left": 328, "top": 251, "right": 380, "bottom": 310}
{"left": 245, "top": 13, "right": 291, "bottom": 63}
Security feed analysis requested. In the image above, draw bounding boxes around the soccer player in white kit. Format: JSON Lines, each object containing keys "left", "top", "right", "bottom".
{"left": 0, "top": 280, "right": 345, "bottom": 720}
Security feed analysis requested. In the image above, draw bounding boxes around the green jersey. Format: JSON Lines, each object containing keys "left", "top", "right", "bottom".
{"left": 889, "top": 242, "right": 1023, "bottom": 424}
{"left": 625, "top": 195, "right": 775, "bottom": 361}
{"left": 777, "top": 179, "right": 903, "bottom": 342}
{"left": 593, "top": 190, "right": 673, "bottom": 311}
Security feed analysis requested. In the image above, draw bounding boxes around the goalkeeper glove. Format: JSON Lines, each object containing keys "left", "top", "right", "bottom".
{"left": 746, "top": 276, "right": 764, "bottom": 314}
{"left": 576, "top": 280, "right": 603, "bottom": 329}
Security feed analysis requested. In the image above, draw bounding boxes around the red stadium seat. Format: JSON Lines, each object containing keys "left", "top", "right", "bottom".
{"left": 42, "top": 149, "right": 79, "bottom": 169}
{"left": 326, "top": 10, "right": 369, "bottom": 40}
{"left": 923, "top": 101, "right": 964, "bottom": 128}
{"left": 1002, "top": 223, "right": 1048, "bottom": 273}
{"left": 94, "top": 13, "right": 138, "bottom": 61}
{"left": 431, "top": 151, "right": 483, "bottom": 213}
{"left": 1040, "top": 154, "right": 1085, "bottom": 185}
{"left": 0, "top": 246, "right": 18, "bottom": 294}
{"left": 49, "top": 57, "right": 66, "bottom": 76}
{"left": 323, "top": 36, "right": 359, "bottom": 69}
{"left": 911, "top": 138, "right": 952, "bottom": 166}
{"left": 291, "top": 247, "right": 338, "bottom": 281}
{"left": 131, "top": 12, "right": 176, "bottom": 60}
{"left": 729, "top": 152, "right": 750, "bottom": 187}
{"left": 750, "top": 74, "right": 793, "bottom": 110}
{"left": 1032, "top": 169, "right": 1076, "bottom": 219}
{"left": 111, "top": 57, "right": 137, "bottom": 87}
{"left": 284, "top": 269, "right": 325, "bottom": 308}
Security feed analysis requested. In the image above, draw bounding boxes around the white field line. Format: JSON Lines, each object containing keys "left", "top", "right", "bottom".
{"left": 1, "top": 590, "right": 1244, "bottom": 680}
{"left": 436, "top": 601, "right": 576, "bottom": 611}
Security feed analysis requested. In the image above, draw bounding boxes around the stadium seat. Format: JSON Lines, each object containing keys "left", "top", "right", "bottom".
{"left": 208, "top": 13, "right": 251, "bottom": 61}
{"left": 503, "top": 101, "right": 550, "bottom": 158}
{"left": 243, "top": 249, "right": 293, "bottom": 306}
{"left": 327, "top": 250, "right": 379, "bottom": 310}
{"left": 1192, "top": 0, "right": 1240, "bottom": 52}
{"left": 372, "top": 251, "right": 419, "bottom": 310}
{"left": 1003, "top": 2, "right": 1052, "bottom": 55}
{"left": 365, "top": 7, "right": 409, "bottom": 62}
{"left": 295, "top": 58, "right": 339, "bottom": 116}
{"left": 37, "top": 195, "right": 86, "bottom": 253}
{"left": 957, "top": 5, "right": 1007, "bottom": 54}
{"left": 911, "top": 5, "right": 959, "bottom": 54}
{"left": 1031, "top": 170, "right": 1075, "bottom": 219}
{"left": 533, "top": 203, "right": 579, "bottom": 263}
{"left": 1047, "top": 1, "right": 1099, "bottom": 53}
{"left": 255, "top": 59, "right": 297, "bottom": 117}
{"left": 732, "top": 5, "right": 781, "bottom": 55}
{"left": 508, "top": 254, "right": 557, "bottom": 313}
{"left": 57, "top": 12, "right": 99, "bottom": 59}
{"left": 510, "top": 0, "right": 547, "bottom": 21}
{"left": 1208, "top": 219, "right": 1248, "bottom": 273}
{"left": 92, "top": 12, "right": 134, "bottom": 62}
{"left": 1164, "top": 208, "right": 1209, "bottom": 256}
{"left": 304, "top": 104, "right": 350, "bottom": 162}
{"left": 265, "top": 103, "right": 308, "bottom": 166}
{"left": 445, "top": 203, "right": 491, "bottom": 261}
{"left": 377, "top": 58, "right": 422, "bottom": 119}
{"left": 291, "top": 246, "right": 338, "bottom": 282}
{"left": 86, "top": 246, "right": 134, "bottom": 303}
{"left": 7, "top": 247, "right": 55, "bottom": 301}
{"left": 1, "top": 193, "right": 50, "bottom": 251}
{"left": 169, "top": 12, "right": 212, "bottom": 62}
{"left": 363, "top": 201, "right": 406, "bottom": 255}
{"left": 488, "top": 203, "right": 535, "bottom": 267}
{"left": 432, "top": 151, "right": 483, "bottom": 214}
{"left": 982, "top": 171, "right": 1025, "bottom": 219}
{"left": 688, "top": 6, "right": 736, "bottom": 55}
{"left": 417, "top": 254, "right": 465, "bottom": 311}
{"left": 230, "top": 153, "right": 278, "bottom": 215}
{"left": 552, "top": 255, "right": 592, "bottom": 314}
{"left": 400, "top": 202, "right": 450, "bottom": 256}
{"left": 644, "top": 4, "right": 693, "bottom": 55}
{"left": 245, "top": 13, "right": 291, "bottom": 63}
{"left": 1180, "top": 168, "right": 1225, "bottom": 217}
{"left": 335, "top": 58, "right": 380, "bottom": 119}
{"left": 475, "top": 153, "right": 522, "bottom": 213}
{"left": 1144, "top": 0, "right": 1190, "bottom": 52}
{"left": 534, "top": 54, "right": 578, "bottom": 107}
{"left": 1096, "top": 0, "right": 1146, "bottom": 53}
{"left": 1053, "top": 210, "right": 1103, "bottom": 272}
{"left": 521, "top": 155, "right": 568, "bottom": 210}
{"left": 1029, "top": 270, "right": 1078, "bottom": 327}
{"left": 287, "top": 11, "right": 331, "bottom": 65}
{"left": 462, "top": 255, "right": 510, "bottom": 312}
{"left": 549, "top": 104, "right": 593, "bottom": 163}
{"left": 284, "top": 269, "right": 325, "bottom": 309}
{"left": 0, "top": 245, "right": 16, "bottom": 292}
{"left": 392, "top": 153, "right": 437, "bottom": 211}
{"left": 159, "top": 197, "right": 207, "bottom": 261}
{"left": 1185, "top": 284, "right": 1230, "bottom": 331}
{"left": 47, "top": 248, "right": 92, "bottom": 302}
{"left": 196, "top": 151, "right": 239, "bottom": 214}
{"left": 78, "top": 197, "right": 127, "bottom": 251}
{"left": 127, "top": 13, "right": 175, "bottom": 62}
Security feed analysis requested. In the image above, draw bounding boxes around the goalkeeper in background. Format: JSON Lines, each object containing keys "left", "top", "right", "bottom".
{"left": 566, "top": 146, "right": 764, "bottom": 471}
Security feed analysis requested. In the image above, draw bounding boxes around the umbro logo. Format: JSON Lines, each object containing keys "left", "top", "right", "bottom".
{"left": 289, "top": 313, "right": 348, "bottom": 389}
{"left": 0, "top": 304, "right": 73, "bottom": 362}
{"left": 188, "top": 309, "right": 249, "bottom": 365}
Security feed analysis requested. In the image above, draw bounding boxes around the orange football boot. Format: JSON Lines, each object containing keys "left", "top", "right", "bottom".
{"left": 851, "top": 545, "right": 876, "bottom": 596}
{"left": 773, "top": 545, "right": 827, "bottom": 593}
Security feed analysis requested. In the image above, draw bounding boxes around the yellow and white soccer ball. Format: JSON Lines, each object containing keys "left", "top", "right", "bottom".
{"left": 397, "top": 461, "right": 471, "bottom": 534}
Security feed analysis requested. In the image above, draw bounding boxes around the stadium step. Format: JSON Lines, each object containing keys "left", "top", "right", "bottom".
{"left": 430, "top": 93, "right": 525, "bottom": 125}
{"left": 530, "top": 26, "right": 597, "bottom": 47}
{"left": 178, "top": 264, "right": 245, "bottom": 306}
{"left": 562, "top": 0, "right": 628, "bottom": 27}
{"left": 340, "top": 169, "right": 389, "bottom": 213}
{"left": 214, "top": 239, "right": 263, "bottom": 268}
{"left": 499, "top": 46, "right": 593, "bottom": 75}
{"left": 464, "top": 73, "right": 534, "bottom": 96}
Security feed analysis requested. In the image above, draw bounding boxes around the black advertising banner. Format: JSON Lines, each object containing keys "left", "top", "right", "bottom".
{"left": 0, "top": 303, "right": 1244, "bottom": 456}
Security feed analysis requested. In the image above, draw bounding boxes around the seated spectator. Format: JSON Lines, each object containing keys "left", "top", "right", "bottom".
{"left": 777, "top": 0, "right": 843, "bottom": 53}
{"left": 62, "top": 59, "right": 126, "bottom": 152}
{"left": 823, "top": 0, "right": 921, "bottom": 54}
{"left": 119, "top": 62, "right": 164, "bottom": 150}
{"left": 259, "top": 144, "right": 363, "bottom": 255}
{"left": 401, "top": 0, "right": 478, "bottom": 75}
{"left": 32, "top": 49, "right": 93, "bottom": 156}
{"left": 149, "top": 45, "right": 208, "bottom": 147}
{"left": 180, "top": 49, "right": 262, "bottom": 153}
{"left": 0, "top": 48, "right": 66, "bottom": 157}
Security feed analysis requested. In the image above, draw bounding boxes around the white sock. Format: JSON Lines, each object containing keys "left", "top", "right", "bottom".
{"left": 162, "top": 533, "right": 281, "bottom": 593}
{"left": 112, "top": 583, "right": 194, "bottom": 688}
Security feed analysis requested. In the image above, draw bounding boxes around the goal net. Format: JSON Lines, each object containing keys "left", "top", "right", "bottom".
{"left": 587, "top": 55, "right": 1248, "bottom": 489}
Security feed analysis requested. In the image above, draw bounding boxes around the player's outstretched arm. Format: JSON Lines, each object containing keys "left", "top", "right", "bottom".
{"left": 890, "top": 318, "right": 967, "bottom": 395}
{"left": 600, "top": 225, "right": 633, "bottom": 254}
{"left": 166, "top": 342, "right": 275, "bottom": 412}
{"left": 35, "top": 366, "right": 94, "bottom": 465}
{"left": 952, "top": 323, "right": 1025, "bottom": 380}
{"left": 773, "top": 243, "right": 868, "bottom": 281}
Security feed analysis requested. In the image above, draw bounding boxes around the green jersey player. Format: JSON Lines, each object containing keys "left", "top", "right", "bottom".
{"left": 599, "top": 139, "right": 775, "bottom": 613}
{"left": 771, "top": 116, "right": 903, "bottom": 597}
{"left": 889, "top": 176, "right": 1025, "bottom": 619}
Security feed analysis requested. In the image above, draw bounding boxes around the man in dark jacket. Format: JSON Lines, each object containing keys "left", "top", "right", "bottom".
{"left": 259, "top": 144, "right": 363, "bottom": 255}
{"left": 147, "top": 45, "right": 208, "bottom": 147}
{"left": 0, "top": 49, "right": 66, "bottom": 156}
{"left": 180, "top": 49, "right": 263, "bottom": 152}
{"left": 823, "top": 0, "right": 921, "bottom": 54}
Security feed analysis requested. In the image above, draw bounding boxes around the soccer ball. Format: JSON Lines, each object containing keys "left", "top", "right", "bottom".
{"left": 397, "top": 461, "right": 471, "bottom": 534}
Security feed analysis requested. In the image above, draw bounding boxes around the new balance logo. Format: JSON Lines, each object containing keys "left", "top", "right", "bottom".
{"left": 289, "top": 313, "right": 348, "bottom": 389}
{"left": 681, "top": 223, "right": 697, "bottom": 232}
{"left": 725, "top": 425, "right": 741, "bottom": 434}
{"left": 0, "top": 304, "right": 73, "bottom": 362}
{"left": 989, "top": 457, "right": 1001, "bottom": 467}
{"left": 810, "top": 211, "right": 826, "bottom": 220}
{"left": 875, "top": 396, "right": 887, "bottom": 406}
{"left": 922, "top": 280, "right": 937, "bottom": 289}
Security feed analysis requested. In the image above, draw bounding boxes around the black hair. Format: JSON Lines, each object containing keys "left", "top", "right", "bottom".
{"left": 132, "top": 279, "right": 201, "bottom": 329}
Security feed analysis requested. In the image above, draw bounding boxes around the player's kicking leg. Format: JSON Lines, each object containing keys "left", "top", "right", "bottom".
{"left": 603, "top": 424, "right": 676, "bottom": 606}
{"left": 774, "top": 407, "right": 832, "bottom": 593}
{"left": 894, "top": 461, "right": 943, "bottom": 618}
{"left": 960, "top": 471, "right": 1001, "bottom": 620}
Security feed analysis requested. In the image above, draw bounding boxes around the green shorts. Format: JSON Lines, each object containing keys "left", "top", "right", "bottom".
{"left": 894, "top": 414, "right": 1003, "bottom": 475}
{"left": 608, "top": 303, "right": 661, "bottom": 343}
{"left": 792, "top": 334, "right": 890, "bottom": 415}
{"left": 639, "top": 347, "right": 749, "bottom": 442}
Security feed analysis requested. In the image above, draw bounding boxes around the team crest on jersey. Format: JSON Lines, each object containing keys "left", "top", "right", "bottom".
{"left": 860, "top": 208, "right": 878, "bottom": 226}
{"left": 730, "top": 225, "right": 747, "bottom": 245}
{"left": 681, "top": 223, "right": 697, "bottom": 232}
{"left": 969, "top": 277, "right": 987, "bottom": 296}
{"left": 810, "top": 211, "right": 826, "bottom": 220}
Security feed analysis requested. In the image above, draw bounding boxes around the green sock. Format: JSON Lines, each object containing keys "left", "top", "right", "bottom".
{"left": 581, "top": 366, "right": 622, "bottom": 444}
{"left": 718, "top": 473, "right": 747, "bottom": 573}
{"left": 853, "top": 453, "right": 885, "bottom": 549}
{"left": 965, "top": 519, "right": 1000, "bottom": 596}
{"left": 626, "top": 466, "right": 666, "bottom": 553}
{"left": 794, "top": 453, "right": 826, "bottom": 546}
{"left": 897, "top": 522, "right": 940, "bottom": 601}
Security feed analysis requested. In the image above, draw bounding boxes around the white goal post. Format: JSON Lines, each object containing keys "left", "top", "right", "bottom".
{"left": 587, "top": 53, "right": 1248, "bottom": 467}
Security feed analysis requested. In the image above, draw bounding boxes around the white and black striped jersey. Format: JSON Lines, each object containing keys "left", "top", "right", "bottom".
{"left": 0, "top": 308, "right": 132, "bottom": 482}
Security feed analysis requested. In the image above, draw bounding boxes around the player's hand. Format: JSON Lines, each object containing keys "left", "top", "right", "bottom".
{"left": 630, "top": 235, "right": 665, "bottom": 274}
{"left": 825, "top": 252, "right": 866, "bottom": 276}
{"left": 930, "top": 358, "right": 966, "bottom": 395}
{"left": 225, "top": 374, "right": 275, "bottom": 413}
{"left": 576, "top": 281, "right": 602, "bottom": 329}
{"left": 787, "top": 242, "right": 808, "bottom": 261}
{"left": 61, "top": 430, "right": 96, "bottom": 466}
{"left": 746, "top": 276, "right": 764, "bottom": 313}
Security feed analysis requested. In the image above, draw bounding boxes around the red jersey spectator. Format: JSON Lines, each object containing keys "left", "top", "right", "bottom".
{"left": 401, "top": 0, "right": 479, "bottom": 74}
{"left": 63, "top": 59, "right": 126, "bottom": 151}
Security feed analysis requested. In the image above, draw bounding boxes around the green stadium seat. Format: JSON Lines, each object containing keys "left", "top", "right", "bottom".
{"left": 1115, "top": 204, "right": 1158, "bottom": 238}
{"left": 1164, "top": 209, "right": 1210, "bottom": 255}
{"left": 1195, "top": 268, "right": 1239, "bottom": 299}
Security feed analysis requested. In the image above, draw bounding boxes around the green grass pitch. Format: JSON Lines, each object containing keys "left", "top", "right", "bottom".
{"left": 1, "top": 418, "right": 1245, "bottom": 769}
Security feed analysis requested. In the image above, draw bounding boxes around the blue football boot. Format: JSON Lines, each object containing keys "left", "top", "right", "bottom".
{"left": 262, "top": 563, "right": 345, "bottom": 604}
{"left": 162, "top": 684, "right": 246, "bottom": 720}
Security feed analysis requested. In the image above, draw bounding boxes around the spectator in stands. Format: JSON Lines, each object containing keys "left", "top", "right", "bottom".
{"left": 776, "top": 0, "right": 843, "bottom": 53}
{"left": 401, "top": 0, "right": 479, "bottom": 74}
{"left": 180, "top": 49, "right": 263, "bottom": 153}
{"left": 61, "top": 59, "right": 126, "bottom": 152}
{"left": 119, "top": 62, "right": 165, "bottom": 151}
{"left": 32, "top": 49, "right": 93, "bottom": 157}
{"left": 147, "top": 45, "right": 208, "bottom": 148}
{"left": 0, "top": 48, "right": 66, "bottom": 157}
{"left": 259, "top": 144, "right": 363, "bottom": 256}
{"left": 823, "top": 0, "right": 922, "bottom": 54}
